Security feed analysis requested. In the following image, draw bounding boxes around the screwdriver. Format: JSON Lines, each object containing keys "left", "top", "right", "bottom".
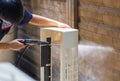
{"left": 20, "top": 39, "right": 50, "bottom": 45}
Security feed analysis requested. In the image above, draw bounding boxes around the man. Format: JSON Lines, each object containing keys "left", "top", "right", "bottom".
{"left": 0, "top": 0, "right": 70, "bottom": 51}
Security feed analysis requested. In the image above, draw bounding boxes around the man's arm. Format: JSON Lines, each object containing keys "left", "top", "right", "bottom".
{"left": 29, "top": 14, "right": 71, "bottom": 28}
{"left": 0, "top": 39, "right": 26, "bottom": 51}
{"left": 0, "top": 43, "right": 10, "bottom": 50}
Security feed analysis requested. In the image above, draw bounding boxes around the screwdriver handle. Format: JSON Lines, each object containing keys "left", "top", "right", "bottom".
{"left": 20, "top": 39, "right": 50, "bottom": 45}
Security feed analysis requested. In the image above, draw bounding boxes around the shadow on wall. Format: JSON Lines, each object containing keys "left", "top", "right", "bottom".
{"left": 78, "top": 40, "right": 120, "bottom": 81}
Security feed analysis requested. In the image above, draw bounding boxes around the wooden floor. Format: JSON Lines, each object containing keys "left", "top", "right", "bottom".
{"left": 78, "top": 40, "right": 120, "bottom": 81}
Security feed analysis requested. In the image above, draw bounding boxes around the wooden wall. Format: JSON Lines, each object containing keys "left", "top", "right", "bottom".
{"left": 78, "top": 0, "right": 120, "bottom": 50}
{"left": 78, "top": 0, "right": 120, "bottom": 81}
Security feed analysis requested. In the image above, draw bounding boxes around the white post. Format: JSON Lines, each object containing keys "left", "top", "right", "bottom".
{"left": 40, "top": 27, "right": 78, "bottom": 81}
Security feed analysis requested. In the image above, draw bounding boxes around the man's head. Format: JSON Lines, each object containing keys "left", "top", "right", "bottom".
{"left": 0, "top": 0, "right": 24, "bottom": 24}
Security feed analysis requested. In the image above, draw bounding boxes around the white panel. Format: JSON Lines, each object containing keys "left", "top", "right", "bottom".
{"left": 40, "top": 67, "right": 45, "bottom": 81}
{"left": 0, "top": 62, "right": 35, "bottom": 81}
{"left": 40, "top": 27, "right": 78, "bottom": 81}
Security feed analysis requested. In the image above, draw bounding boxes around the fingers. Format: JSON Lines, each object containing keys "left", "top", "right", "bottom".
{"left": 9, "top": 39, "right": 26, "bottom": 51}
{"left": 57, "top": 22, "right": 71, "bottom": 28}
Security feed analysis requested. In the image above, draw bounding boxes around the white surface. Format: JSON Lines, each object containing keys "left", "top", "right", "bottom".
{"left": 0, "top": 62, "right": 36, "bottom": 81}
{"left": 40, "top": 27, "right": 78, "bottom": 81}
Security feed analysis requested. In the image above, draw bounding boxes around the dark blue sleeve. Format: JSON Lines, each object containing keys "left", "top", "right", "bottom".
{"left": 18, "top": 9, "right": 32, "bottom": 26}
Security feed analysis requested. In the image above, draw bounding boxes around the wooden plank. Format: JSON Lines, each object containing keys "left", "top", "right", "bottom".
{"left": 66, "top": 0, "right": 77, "bottom": 28}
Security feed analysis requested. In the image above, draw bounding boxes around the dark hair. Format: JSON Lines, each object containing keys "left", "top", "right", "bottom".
{"left": 0, "top": 0, "right": 24, "bottom": 24}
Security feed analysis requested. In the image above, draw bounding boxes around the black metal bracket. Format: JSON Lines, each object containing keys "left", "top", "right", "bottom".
{"left": 41, "top": 37, "right": 51, "bottom": 81}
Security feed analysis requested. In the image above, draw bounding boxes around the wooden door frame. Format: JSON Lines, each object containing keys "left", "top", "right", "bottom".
{"left": 66, "top": 0, "right": 78, "bottom": 29}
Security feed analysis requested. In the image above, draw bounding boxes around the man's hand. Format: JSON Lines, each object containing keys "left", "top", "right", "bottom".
{"left": 57, "top": 22, "right": 71, "bottom": 28}
{"left": 9, "top": 39, "right": 26, "bottom": 51}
